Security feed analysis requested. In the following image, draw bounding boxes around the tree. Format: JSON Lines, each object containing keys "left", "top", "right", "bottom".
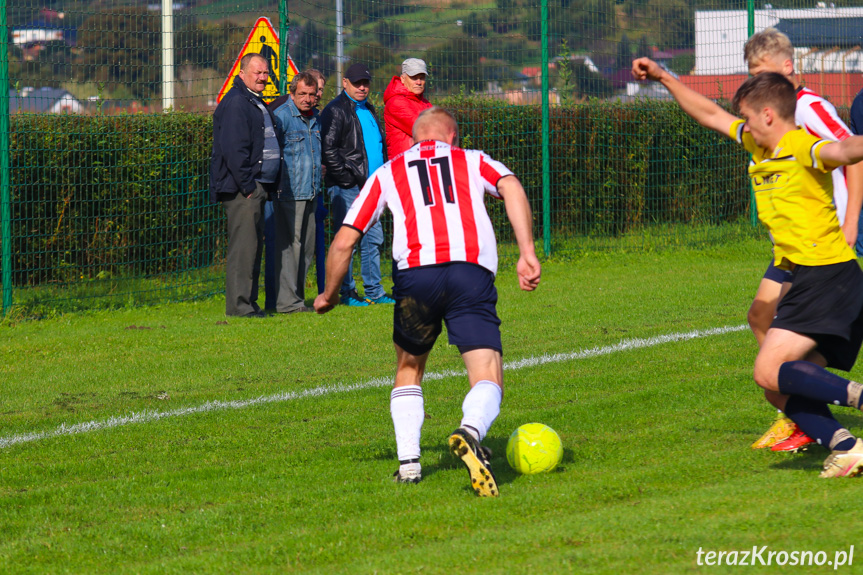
{"left": 373, "top": 20, "right": 402, "bottom": 48}
{"left": 424, "top": 38, "right": 483, "bottom": 94}
{"left": 463, "top": 12, "right": 488, "bottom": 38}
{"left": 491, "top": 0, "right": 521, "bottom": 33}
{"left": 566, "top": 0, "right": 616, "bottom": 45}
{"left": 648, "top": 0, "right": 693, "bottom": 49}
{"left": 176, "top": 22, "right": 247, "bottom": 70}
{"left": 344, "top": 0, "right": 411, "bottom": 25}
{"left": 636, "top": 34, "right": 651, "bottom": 59}
{"left": 291, "top": 20, "right": 337, "bottom": 76}
{"left": 76, "top": 8, "right": 161, "bottom": 100}
{"left": 556, "top": 40, "right": 576, "bottom": 105}
{"left": 616, "top": 34, "right": 632, "bottom": 68}
{"left": 669, "top": 53, "right": 695, "bottom": 75}
{"left": 574, "top": 65, "right": 612, "bottom": 99}
{"left": 9, "top": 42, "right": 74, "bottom": 89}
{"left": 348, "top": 41, "right": 395, "bottom": 71}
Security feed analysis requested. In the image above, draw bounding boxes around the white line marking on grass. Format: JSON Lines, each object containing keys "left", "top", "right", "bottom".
{"left": 0, "top": 324, "right": 747, "bottom": 449}
{"left": 503, "top": 324, "right": 748, "bottom": 371}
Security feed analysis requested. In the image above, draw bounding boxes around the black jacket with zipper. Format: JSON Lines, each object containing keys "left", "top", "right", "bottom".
{"left": 320, "top": 91, "right": 387, "bottom": 189}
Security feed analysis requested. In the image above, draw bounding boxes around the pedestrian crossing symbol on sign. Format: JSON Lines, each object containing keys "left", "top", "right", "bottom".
{"left": 217, "top": 17, "right": 299, "bottom": 105}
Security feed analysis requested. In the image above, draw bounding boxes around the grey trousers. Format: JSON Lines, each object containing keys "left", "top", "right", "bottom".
{"left": 222, "top": 183, "right": 268, "bottom": 316}
{"left": 274, "top": 198, "right": 316, "bottom": 312}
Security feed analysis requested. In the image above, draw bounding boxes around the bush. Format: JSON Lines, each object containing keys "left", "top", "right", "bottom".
{"left": 9, "top": 112, "right": 216, "bottom": 286}
{"left": 4, "top": 101, "right": 750, "bottom": 289}
{"left": 438, "top": 96, "right": 750, "bottom": 240}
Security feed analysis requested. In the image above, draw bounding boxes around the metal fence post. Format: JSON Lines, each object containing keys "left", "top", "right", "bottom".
{"left": 540, "top": 0, "right": 551, "bottom": 257}
{"left": 748, "top": 0, "right": 758, "bottom": 227}
{"left": 0, "top": 0, "right": 10, "bottom": 315}
{"left": 161, "top": 0, "right": 174, "bottom": 111}
{"left": 280, "top": 0, "right": 288, "bottom": 96}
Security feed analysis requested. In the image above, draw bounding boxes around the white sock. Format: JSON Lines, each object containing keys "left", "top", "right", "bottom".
{"left": 460, "top": 380, "right": 502, "bottom": 442}
{"left": 391, "top": 385, "right": 424, "bottom": 461}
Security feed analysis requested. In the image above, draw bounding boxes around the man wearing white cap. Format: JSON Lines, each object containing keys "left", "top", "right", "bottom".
{"left": 383, "top": 58, "right": 433, "bottom": 158}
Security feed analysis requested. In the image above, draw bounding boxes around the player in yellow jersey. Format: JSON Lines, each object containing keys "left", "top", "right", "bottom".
{"left": 632, "top": 57, "right": 863, "bottom": 477}
{"left": 743, "top": 29, "right": 863, "bottom": 452}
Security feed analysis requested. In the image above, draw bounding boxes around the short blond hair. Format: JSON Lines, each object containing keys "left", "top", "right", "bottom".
{"left": 744, "top": 28, "right": 793, "bottom": 67}
{"left": 240, "top": 53, "right": 267, "bottom": 71}
{"left": 413, "top": 107, "right": 459, "bottom": 146}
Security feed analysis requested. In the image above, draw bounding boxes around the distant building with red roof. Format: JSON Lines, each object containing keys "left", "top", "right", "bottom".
{"left": 678, "top": 73, "right": 863, "bottom": 108}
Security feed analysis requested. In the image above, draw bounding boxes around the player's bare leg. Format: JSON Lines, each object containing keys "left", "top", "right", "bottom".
{"left": 462, "top": 348, "right": 504, "bottom": 389}
{"left": 748, "top": 278, "right": 786, "bottom": 345}
{"left": 754, "top": 328, "right": 863, "bottom": 462}
{"left": 754, "top": 328, "right": 819, "bottom": 394}
{"left": 753, "top": 329, "right": 818, "bottom": 452}
{"left": 391, "top": 345, "right": 430, "bottom": 484}
{"left": 749, "top": 280, "right": 810, "bottom": 448}
{"left": 448, "top": 348, "right": 503, "bottom": 497}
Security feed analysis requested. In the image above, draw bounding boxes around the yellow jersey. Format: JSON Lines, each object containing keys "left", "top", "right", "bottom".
{"left": 730, "top": 119, "right": 856, "bottom": 269}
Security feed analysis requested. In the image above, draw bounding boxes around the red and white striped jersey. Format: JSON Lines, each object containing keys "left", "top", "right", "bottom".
{"left": 796, "top": 87, "right": 852, "bottom": 224}
{"left": 342, "top": 140, "right": 514, "bottom": 275}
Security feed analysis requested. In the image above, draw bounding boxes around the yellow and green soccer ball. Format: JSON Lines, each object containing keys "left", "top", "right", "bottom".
{"left": 506, "top": 423, "right": 563, "bottom": 474}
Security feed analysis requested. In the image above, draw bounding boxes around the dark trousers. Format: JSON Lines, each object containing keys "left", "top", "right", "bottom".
{"left": 222, "top": 184, "right": 268, "bottom": 316}
{"left": 274, "top": 198, "right": 316, "bottom": 312}
{"left": 264, "top": 200, "right": 277, "bottom": 310}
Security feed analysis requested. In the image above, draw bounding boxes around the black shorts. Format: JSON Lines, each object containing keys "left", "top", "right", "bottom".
{"left": 763, "top": 260, "right": 793, "bottom": 284}
{"left": 772, "top": 260, "right": 863, "bottom": 371}
{"left": 392, "top": 262, "right": 502, "bottom": 357}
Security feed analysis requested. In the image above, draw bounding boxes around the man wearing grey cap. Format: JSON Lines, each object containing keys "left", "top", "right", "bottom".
{"left": 320, "top": 62, "right": 392, "bottom": 306}
{"left": 383, "top": 58, "right": 432, "bottom": 158}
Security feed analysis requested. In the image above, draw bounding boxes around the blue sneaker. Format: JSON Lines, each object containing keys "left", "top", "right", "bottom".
{"left": 341, "top": 290, "right": 369, "bottom": 307}
{"left": 365, "top": 294, "right": 395, "bottom": 305}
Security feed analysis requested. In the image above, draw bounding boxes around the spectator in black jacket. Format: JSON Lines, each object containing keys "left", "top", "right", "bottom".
{"left": 210, "top": 54, "right": 282, "bottom": 317}
{"left": 320, "top": 63, "right": 391, "bottom": 306}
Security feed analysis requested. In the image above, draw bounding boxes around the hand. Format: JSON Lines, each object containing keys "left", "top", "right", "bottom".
{"left": 516, "top": 255, "right": 541, "bottom": 292}
{"left": 842, "top": 220, "right": 859, "bottom": 250}
{"left": 631, "top": 58, "right": 663, "bottom": 82}
{"left": 314, "top": 292, "right": 338, "bottom": 314}
{"left": 245, "top": 181, "right": 264, "bottom": 199}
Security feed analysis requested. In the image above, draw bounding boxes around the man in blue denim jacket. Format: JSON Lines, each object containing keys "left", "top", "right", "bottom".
{"left": 270, "top": 71, "right": 321, "bottom": 313}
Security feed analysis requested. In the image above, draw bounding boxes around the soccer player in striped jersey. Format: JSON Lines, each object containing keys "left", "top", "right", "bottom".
{"left": 632, "top": 57, "right": 863, "bottom": 477}
{"left": 314, "top": 107, "right": 541, "bottom": 495}
{"left": 743, "top": 28, "right": 863, "bottom": 452}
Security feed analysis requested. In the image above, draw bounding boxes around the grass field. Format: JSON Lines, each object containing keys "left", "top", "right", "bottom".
{"left": 3, "top": 236, "right": 863, "bottom": 574}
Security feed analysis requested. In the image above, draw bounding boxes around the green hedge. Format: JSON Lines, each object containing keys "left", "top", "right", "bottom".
{"left": 444, "top": 97, "right": 751, "bottom": 242}
{"left": 4, "top": 101, "right": 751, "bottom": 288}
{"left": 10, "top": 112, "right": 215, "bottom": 286}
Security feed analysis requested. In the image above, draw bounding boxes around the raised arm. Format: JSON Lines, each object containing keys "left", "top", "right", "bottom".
{"left": 631, "top": 57, "right": 739, "bottom": 138}
{"left": 821, "top": 136, "right": 863, "bottom": 169}
{"left": 497, "top": 175, "right": 541, "bottom": 291}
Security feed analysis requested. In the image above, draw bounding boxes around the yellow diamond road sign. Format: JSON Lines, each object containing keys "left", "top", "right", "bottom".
{"left": 217, "top": 17, "right": 299, "bottom": 105}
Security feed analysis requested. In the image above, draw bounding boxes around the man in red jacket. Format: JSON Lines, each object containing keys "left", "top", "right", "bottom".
{"left": 383, "top": 58, "right": 433, "bottom": 158}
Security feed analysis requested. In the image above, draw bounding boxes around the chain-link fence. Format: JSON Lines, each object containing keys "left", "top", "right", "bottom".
{"left": 2, "top": 0, "right": 860, "bottom": 317}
